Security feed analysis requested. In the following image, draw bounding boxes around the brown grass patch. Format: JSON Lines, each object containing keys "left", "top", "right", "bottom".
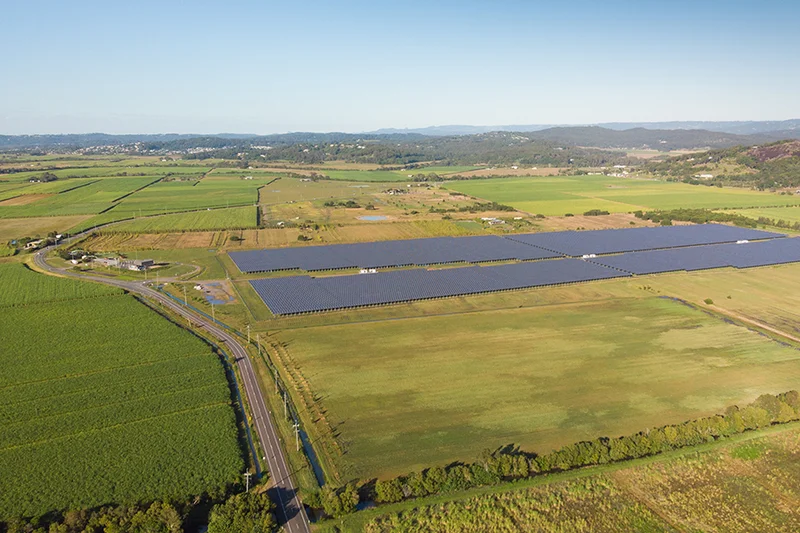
{"left": 533, "top": 213, "right": 658, "bottom": 231}
{"left": 0, "top": 194, "right": 53, "bottom": 206}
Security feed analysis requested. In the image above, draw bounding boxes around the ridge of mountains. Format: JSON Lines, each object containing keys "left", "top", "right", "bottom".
{"left": 1, "top": 120, "right": 799, "bottom": 151}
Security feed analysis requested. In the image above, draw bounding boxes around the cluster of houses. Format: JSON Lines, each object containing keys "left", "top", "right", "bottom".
{"left": 480, "top": 217, "right": 506, "bottom": 226}
{"left": 93, "top": 257, "right": 154, "bottom": 271}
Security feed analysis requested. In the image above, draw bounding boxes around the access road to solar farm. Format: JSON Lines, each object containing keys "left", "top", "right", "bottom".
{"left": 31, "top": 242, "right": 311, "bottom": 533}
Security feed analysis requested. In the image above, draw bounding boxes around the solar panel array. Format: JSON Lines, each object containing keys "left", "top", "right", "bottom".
{"left": 230, "top": 235, "right": 560, "bottom": 273}
{"left": 251, "top": 259, "right": 629, "bottom": 315}
{"left": 591, "top": 237, "right": 800, "bottom": 275}
{"left": 506, "top": 224, "right": 783, "bottom": 257}
{"left": 230, "top": 224, "right": 784, "bottom": 273}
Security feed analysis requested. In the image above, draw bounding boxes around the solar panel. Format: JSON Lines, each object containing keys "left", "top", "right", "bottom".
{"left": 229, "top": 234, "right": 561, "bottom": 273}
{"left": 506, "top": 224, "right": 783, "bottom": 257}
{"left": 249, "top": 259, "right": 631, "bottom": 315}
{"left": 590, "top": 237, "right": 800, "bottom": 274}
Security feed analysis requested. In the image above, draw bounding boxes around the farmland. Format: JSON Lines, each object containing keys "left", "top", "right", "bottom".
{"left": 271, "top": 292, "right": 800, "bottom": 481}
{"left": 0, "top": 177, "right": 159, "bottom": 218}
{"left": 321, "top": 167, "right": 480, "bottom": 182}
{"left": 350, "top": 423, "right": 800, "bottom": 533}
{"left": 0, "top": 263, "right": 243, "bottom": 520}
{"left": 101, "top": 206, "right": 258, "bottom": 233}
{"left": 728, "top": 206, "right": 800, "bottom": 225}
{"left": 445, "top": 175, "right": 800, "bottom": 216}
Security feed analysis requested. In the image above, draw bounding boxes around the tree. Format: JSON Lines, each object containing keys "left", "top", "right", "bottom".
{"left": 375, "top": 478, "right": 404, "bottom": 503}
{"left": 207, "top": 492, "right": 276, "bottom": 533}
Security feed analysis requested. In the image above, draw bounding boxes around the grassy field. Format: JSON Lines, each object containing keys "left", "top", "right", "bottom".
{"left": 272, "top": 295, "right": 800, "bottom": 481}
{"left": 0, "top": 177, "right": 160, "bottom": 218}
{"left": 0, "top": 263, "right": 243, "bottom": 520}
{"left": 101, "top": 206, "right": 257, "bottom": 233}
{"left": 323, "top": 170, "right": 415, "bottom": 182}
{"left": 445, "top": 175, "right": 800, "bottom": 215}
{"left": 349, "top": 424, "right": 800, "bottom": 532}
{"left": 728, "top": 206, "right": 800, "bottom": 224}
{"left": 0, "top": 215, "right": 93, "bottom": 242}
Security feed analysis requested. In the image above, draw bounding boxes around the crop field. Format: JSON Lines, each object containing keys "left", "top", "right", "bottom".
{"left": 0, "top": 177, "right": 160, "bottom": 218}
{"left": 258, "top": 177, "right": 382, "bottom": 205}
{"left": 0, "top": 263, "right": 243, "bottom": 519}
{"left": 728, "top": 206, "right": 800, "bottom": 224}
{"left": 272, "top": 294, "right": 800, "bottom": 481}
{"left": 445, "top": 176, "right": 800, "bottom": 215}
{"left": 322, "top": 167, "right": 480, "bottom": 182}
{"left": 0, "top": 215, "right": 92, "bottom": 242}
{"left": 107, "top": 177, "right": 263, "bottom": 216}
{"left": 102, "top": 206, "right": 257, "bottom": 233}
{"left": 1, "top": 165, "right": 210, "bottom": 183}
{"left": 323, "top": 170, "right": 414, "bottom": 182}
{"left": 353, "top": 424, "right": 800, "bottom": 533}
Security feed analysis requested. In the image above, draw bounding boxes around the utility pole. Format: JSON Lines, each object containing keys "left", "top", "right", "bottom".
{"left": 246, "top": 324, "right": 251, "bottom": 344}
{"left": 293, "top": 421, "right": 300, "bottom": 451}
{"left": 244, "top": 472, "right": 251, "bottom": 492}
{"left": 183, "top": 285, "right": 188, "bottom": 306}
{"left": 211, "top": 302, "right": 215, "bottom": 323}
{"left": 256, "top": 334, "right": 261, "bottom": 356}
{"left": 274, "top": 366, "right": 279, "bottom": 394}
{"left": 283, "top": 390, "right": 288, "bottom": 420}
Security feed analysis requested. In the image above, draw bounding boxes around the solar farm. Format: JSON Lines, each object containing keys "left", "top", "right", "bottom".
{"left": 231, "top": 224, "right": 799, "bottom": 315}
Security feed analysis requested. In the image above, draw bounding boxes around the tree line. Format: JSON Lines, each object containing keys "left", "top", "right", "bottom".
{"left": 633, "top": 208, "right": 759, "bottom": 227}
{"left": 307, "top": 391, "right": 800, "bottom": 519}
{"left": 2, "top": 486, "right": 276, "bottom": 533}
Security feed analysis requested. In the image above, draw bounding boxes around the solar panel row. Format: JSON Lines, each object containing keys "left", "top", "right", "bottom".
{"left": 505, "top": 224, "right": 782, "bottom": 257}
{"left": 590, "top": 237, "right": 800, "bottom": 275}
{"left": 230, "top": 224, "right": 784, "bottom": 273}
{"left": 250, "top": 259, "right": 629, "bottom": 315}
{"left": 230, "top": 235, "right": 560, "bottom": 272}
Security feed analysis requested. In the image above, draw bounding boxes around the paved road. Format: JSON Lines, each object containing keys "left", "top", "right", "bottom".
{"left": 33, "top": 248, "right": 311, "bottom": 533}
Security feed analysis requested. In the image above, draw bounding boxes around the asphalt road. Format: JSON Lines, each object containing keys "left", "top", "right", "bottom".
{"left": 33, "top": 247, "right": 311, "bottom": 533}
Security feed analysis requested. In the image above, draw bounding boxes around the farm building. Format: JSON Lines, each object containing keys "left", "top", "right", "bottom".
{"left": 126, "top": 259, "right": 154, "bottom": 271}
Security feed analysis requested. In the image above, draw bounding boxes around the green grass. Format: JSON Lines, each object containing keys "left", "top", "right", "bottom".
{"left": 0, "top": 263, "right": 120, "bottom": 306}
{"left": 395, "top": 166, "right": 481, "bottom": 176}
{"left": 445, "top": 175, "right": 800, "bottom": 215}
{"left": 0, "top": 177, "right": 160, "bottom": 218}
{"left": 348, "top": 424, "right": 800, "bottom": 533}
{"left": 727, "top": 206, "right": 800, "bottom": 224}
{"left": 0, "top": 263, "right": 243, "bottom": 520}
{"left": 275, "top": 296, "right": 800, "bottom": 481}
{"left": 324, "top": 170, "right": 413, "bottom": 182}
{"left": 101, "top": 206, "right": 258, "bottom": 233}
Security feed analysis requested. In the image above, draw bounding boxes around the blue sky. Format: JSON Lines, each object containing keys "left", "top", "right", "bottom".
{"left": 2, "top": 0, "right": 799, "bottom": 134}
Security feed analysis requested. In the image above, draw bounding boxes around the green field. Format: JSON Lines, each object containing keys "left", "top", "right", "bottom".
{"left": 324, "top": 170, "right": 414, "bottom": 182}
{"left": 275, "top": 296, "right": 800, "bottom": 480}
{"left": 0, "top": 263, "right": 243, "bottom": 519}
{"left": 728, "top": 206, "right": 800, "bottom": 224}
{"left": 351, "top": 424, "right": 800, "bottom": 533}
{"left": 445, "top": 176, "right": 800, "bottom": 215}
{"left": 102, "top": 206, "right": 257, "bottom": 233}
{"left": 0, "top": 177, "right": 160, "bottom": 218}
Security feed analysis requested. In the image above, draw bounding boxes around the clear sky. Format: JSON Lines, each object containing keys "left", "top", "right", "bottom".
{"left": 2, "top": 0, "right": 799, "bottom": 134}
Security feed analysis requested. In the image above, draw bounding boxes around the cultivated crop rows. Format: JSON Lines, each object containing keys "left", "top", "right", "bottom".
{"left": 0, "top": 264, "right": 243, "bottom": 520}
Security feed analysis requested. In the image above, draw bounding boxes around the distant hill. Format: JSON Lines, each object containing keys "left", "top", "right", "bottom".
{"left": 522, "top": 126, "right": 768, "bottom": 151}
{"left": 370, "top": 120, "right": 800, "bottom": 139}
{"left": 645, "top": 140, "right": 800, "bottom": 189}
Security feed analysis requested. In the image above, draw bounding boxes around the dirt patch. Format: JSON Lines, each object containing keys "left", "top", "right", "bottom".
{"left": 535, "top": 213, "right": 658, "bottom": 231}
{"left": 0, "top": 194, "right": 53, "bottom": 206}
